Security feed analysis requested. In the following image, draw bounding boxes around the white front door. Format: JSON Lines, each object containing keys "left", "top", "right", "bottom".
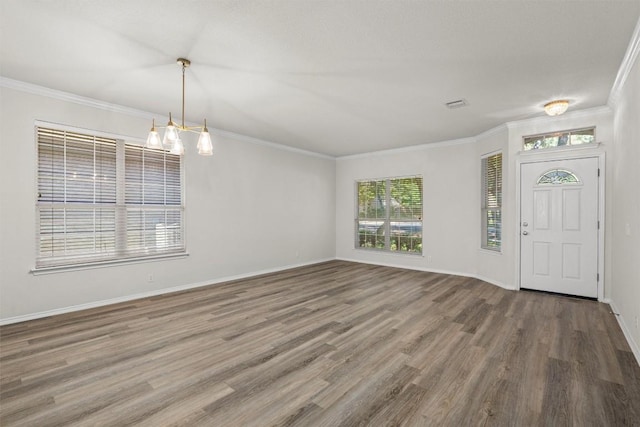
{"left": 520, "top": 157, "right": 599, "bottom": 298}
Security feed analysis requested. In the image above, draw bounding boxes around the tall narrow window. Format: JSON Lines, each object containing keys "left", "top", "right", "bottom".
{"left": 356, "top": 176, "right": 422, "bottom": 253}
{"left": 36, "top": 126, "right": 184, "bottom": 269}
{"left": 481, "top": 153, "right": 502, "bottom": 251}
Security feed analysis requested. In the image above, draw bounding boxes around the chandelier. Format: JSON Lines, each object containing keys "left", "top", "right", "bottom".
{"left": 146, "top": 58, "right": 213, "bottom": 156}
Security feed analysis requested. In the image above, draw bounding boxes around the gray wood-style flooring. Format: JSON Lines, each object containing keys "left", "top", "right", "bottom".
{"left": 1, "top": 260, "right": 639, "bottom": 426}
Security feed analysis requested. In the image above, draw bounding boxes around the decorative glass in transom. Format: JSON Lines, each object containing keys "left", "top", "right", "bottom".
{"left": 537, "top": 169, "right": 580, "bottom": 185}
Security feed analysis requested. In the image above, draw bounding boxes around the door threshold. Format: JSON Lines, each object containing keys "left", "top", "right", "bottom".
{"left": 520, "top": 288, "right": 597, "bottom": 301}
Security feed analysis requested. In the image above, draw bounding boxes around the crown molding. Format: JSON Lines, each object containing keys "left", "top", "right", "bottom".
{"left": 0, "top": 76, "right": 155, "bottom": 120}
{"left": 609, "top": 16, "right": 640, "bottom": 107}
{"left": 337, "top": 136, "right": 475, "bottom": 161}
{"left": 505, "top": 105, "right": 613, "bottom": 130}
{"left": 211, "top": 128, "right": 334, "bottom": 160}
{"left": 0, "top": 76, "right": 334, "bottom": 160}
{"left": 475, "top": 123, "right": 509, "bottom": 141}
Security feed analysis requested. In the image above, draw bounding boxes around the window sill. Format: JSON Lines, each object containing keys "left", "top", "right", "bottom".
{"left": 479, "top": 248, "right": 502, "bottom": 256}
{"left": 354, "top": 248, "right": 424, "bottom": 257}
{"left": 518, "top": 142, "right": 602, "bottom": 159}
{"left": 31, "top": 252, "right": 189, "bottom": 275}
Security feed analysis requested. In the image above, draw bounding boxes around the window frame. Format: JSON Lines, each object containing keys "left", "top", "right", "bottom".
{"left": 33, "top": 122, "right": 186, "bottom": 272}
{"left": 481, "top": 152, "right": 502, "bottom": 252}
{"left": 522, "top": 127, "right": 596, "bottom": 151}
{"left": 355, "top": 175, "right": 423, "bottom": 255}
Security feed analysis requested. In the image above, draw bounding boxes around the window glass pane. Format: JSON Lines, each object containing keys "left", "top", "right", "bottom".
{"left": 356, "top": 176, "right": 422, "bottom": 254}
{"left": 523, "top": 127, "right": 595, "bottom": 151}
{"left": 95, "top": 208, "right": 116, "bottom": 253}
{"left": 125, "top": 144, "right": 181, "bottom": 205}
{"left": 570, "top": 128, "right": 595, "bottom": 145}
{"left": 38, "top": 207, "right": 66, "bottom": 258}
{"left": 38, "top": 130, "right": 66, "bottom": 203}
{"left": 390, "top": 221, "right": 422, "bottom": 252}
{"left": 537, "top": 169, "right": 580, "bottom": 185}
{"left": 390, "top": 177, "right": 422, "bottom": 221}
{"left": 163, "top": 209, "right": 183, "bottom": 249}
{"left": 482, "top": 153, "right": 502, "bottom": 251}
{"left": 143, "top": 150, "right": 167, "bottom": 204}
{"left": 542, "top": 135, "right": 560, "bottom": 149}
{"left": 125, "top": 145, "right": 144, "bottom": 205}
{"left": 485, "top": 209, "right": 501, "bottom": 249}
{"left": 95, "top": 141, "right": 117, "bottom": 204}
{"left": 357, "top": 220, "right": 385, "bottom": 249}
{"left": 523, "top": 138, "right": 538, "bottom": 151}
{"left": 125, "top": 208, "right": 166, "bottom": 253}
{"left": 358, "top": 180, "right": 385, "bottom": 219}
{"left": 126, "top": 208, "right": 184, "bottom": 255}
{"left": 36, "top": 126, "right": 185, "bottom": 268}
{"left": 38, "top": 207, "right": 116, "bottom": 264}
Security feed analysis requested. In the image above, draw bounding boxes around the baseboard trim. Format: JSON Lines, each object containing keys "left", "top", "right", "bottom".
{"left": 337, "top": 257, "right": 517, "bottom": 290}
{"left": 474, "top": 274, "right": 517, "bottom": 291}
{"left": 0, "top": 258, "right": 334, "bottom": 326}
{"left": 603, "top": 298, "right": 640, "bottom": 366}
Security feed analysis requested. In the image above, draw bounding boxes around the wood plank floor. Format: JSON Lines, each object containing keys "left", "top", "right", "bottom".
{"left": 1, "top": 260, "right": 639, "bottom": 426}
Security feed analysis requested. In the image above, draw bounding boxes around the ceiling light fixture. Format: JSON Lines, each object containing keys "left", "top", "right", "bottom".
{"left": 543, "top": 100, "right": 569, "bottom": 116}
{"left": 146, "top": 58, "right": 213, "bottom": 156}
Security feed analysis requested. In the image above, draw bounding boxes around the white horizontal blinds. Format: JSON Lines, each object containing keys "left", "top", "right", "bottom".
{"left": 358, "top": 180, "right": 386, "bottom": 219}
{"left": 356, "top": 176, "right": 422, "bottom": 253}
{"left": 36, "top": 126, "right": 185, "bottom": 269}
{"left": 37, "top": 127, "right": 117, "bottom": 266}
{"left": 357, "top": 180, "right": 386, "bottom": 250}
{"left": 389, "top": 177, "right": 422, "bottom": 252}
{"left": 482, "top": 153, "right": 502, "bottom": 250}
{"left": 124, "top": 144, "right": 184, "bottom": 257}
{"left": 389, "top": 177, "right": 422, "bottom": 220}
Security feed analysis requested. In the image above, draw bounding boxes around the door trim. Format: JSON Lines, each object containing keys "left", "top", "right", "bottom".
{"left": 515, "top": 144, "right": 605, "bottom": 301}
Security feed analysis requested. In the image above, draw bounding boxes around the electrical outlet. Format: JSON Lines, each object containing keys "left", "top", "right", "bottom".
{"left": 427, "top": 255, "right": 432, "bottom": 263}
{"left": 635, "top": 316, "right": 639, "bottom": 329}
{"left": 148, "top": 274, "right": 154, "bottom": 283}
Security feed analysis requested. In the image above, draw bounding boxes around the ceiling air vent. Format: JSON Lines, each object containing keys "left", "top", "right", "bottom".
{"left": 445, "top": 99, "right": 468, "bottom": 109}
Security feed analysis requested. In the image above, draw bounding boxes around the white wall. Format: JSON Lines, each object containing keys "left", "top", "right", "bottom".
{"left": 335, "top": 140, "right": 478, "bottom": 277}
{"left": 0, "top": 86, "right": 336, "bottom": 322}
{"left": 611, "top": 49, "right": 640, "bottom": 356}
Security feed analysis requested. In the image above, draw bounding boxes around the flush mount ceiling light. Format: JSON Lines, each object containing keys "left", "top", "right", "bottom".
{"left": 146, "top": 58, "right": 213, "bottom": 156}
{"left": 543, "top": 100, "right": 569, "bottom": 116}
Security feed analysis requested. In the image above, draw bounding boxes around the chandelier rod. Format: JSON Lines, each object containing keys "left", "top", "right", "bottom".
{"left": 178, "top": 58, "right": 191, "bottom": 129}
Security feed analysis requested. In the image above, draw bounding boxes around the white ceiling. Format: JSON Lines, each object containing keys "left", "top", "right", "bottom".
{"left": 2, "top": 1, "right": 639, "bottom": 156}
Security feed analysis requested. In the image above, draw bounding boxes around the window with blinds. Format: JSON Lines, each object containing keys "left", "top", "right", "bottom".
{"left": 356, "top": 176, "right": 422, "bottom": 253}
{"left": 481, "top": 153, "right": 502, "bottom": 251}
{"left": 36, "top": 126, "right": 184, "bottom": 269}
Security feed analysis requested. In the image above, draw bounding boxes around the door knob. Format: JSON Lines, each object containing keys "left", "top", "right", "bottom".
{"left": 522, "top": 231, "right": 529, "bottom": 235}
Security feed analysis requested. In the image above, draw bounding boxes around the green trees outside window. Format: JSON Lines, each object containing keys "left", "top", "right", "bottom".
{"left": 356, "top": 176, "right": 422, "bottom": 253}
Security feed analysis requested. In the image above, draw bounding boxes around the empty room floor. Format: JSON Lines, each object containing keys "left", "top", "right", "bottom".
{"left": 1, "top": 260, "right": 639, "bottom": 425}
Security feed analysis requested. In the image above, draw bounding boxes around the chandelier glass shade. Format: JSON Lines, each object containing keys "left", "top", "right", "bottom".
{"left": 146, "top": 58, "right": 213, "bottom": 156}
{"left": 543, "top": 100, "right": 569, "bottom": 116}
